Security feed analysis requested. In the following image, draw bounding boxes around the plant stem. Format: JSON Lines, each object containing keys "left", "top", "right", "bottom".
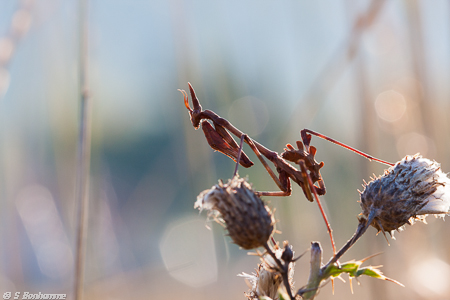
{"left": 302, "top": 242, "right": 322, "bottom": 300}
{"left": 74, "top": 0, "right": 92, "bottom": 299}
{"left": 298, "top": 213, "right": 375, "bottom": 299}
{"left": 326, "top": 210, "right": 375, "bottom": 267}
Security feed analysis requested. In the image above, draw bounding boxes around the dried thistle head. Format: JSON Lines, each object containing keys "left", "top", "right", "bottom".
{"left": 195, "top": 176, "right": 274, "bottom": 250}
{"left": 239, "top": 260, "right": 282, "bottom": 300}
{"left": 359, "top": 154, "right": 450, "bottom": 235}
{"left": 239, "top": 243, "right": 296, "bottom": 300}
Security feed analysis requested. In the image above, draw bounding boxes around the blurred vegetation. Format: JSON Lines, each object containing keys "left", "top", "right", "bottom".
{"left": 1, "top": 0, "right": 450, "bottom": 299}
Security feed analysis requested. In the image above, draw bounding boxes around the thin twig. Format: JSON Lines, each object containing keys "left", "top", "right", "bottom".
{"left": 74, "top": 0, "right": 92, "bottom": 299}
{"left": 325, "top": 210, "right": 375, "bottom": 267}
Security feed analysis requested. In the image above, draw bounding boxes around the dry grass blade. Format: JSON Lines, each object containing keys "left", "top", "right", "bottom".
{"left": 73, "top": 0, "right": 92, "bottom": 299}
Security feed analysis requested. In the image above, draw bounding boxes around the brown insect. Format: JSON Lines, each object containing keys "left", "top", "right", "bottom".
{"left": 180, "top": 82, "right": 392, "bottom": 198}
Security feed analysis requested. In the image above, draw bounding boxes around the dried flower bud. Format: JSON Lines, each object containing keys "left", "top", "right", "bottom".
{"left": 195, "top": 176, "right": 274, "bottom": 250}
{"left": 359, "top": 154, "right": 450, "bottom": 234}
{"left": 239, "top": 244, "right": 295, "bottom": 300}
{"left": 281, "top": 243, "right": 294, "bottom": 263}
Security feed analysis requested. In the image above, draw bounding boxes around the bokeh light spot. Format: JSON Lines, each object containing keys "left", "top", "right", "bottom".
{"left": 409, "top": 257, "right": 450, "bottom": 297}
{"left": 396, "top": 132, "right": 433, "bottom": 157}
{"left": 0, "top": 68, "right": 10, "bottom": 97}
{"left": 36, "top": 241, "right": 73, "bottom": 279}
{"left": 374, "top": 90, "right": 407, "bottom": 122}
{"left": 159, "top": 217, "right": 218, "bottom": 287}
{"left": 0, "top": 38, "right": 14, "bottom": 63}
{"left": 16, "top": 185, "right": 73, "bottom": 279}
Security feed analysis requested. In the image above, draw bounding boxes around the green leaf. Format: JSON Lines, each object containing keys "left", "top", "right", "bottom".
{"left": 356, "top": 267, "right": 384, "bottom": 278}
{"left": 356, "top": 267, "right": 404, "bottom": 287}
{"left": 325, "top": 261, "right": 361, "bottom": 278}
{"left": 322, "top": 257, "right": 404, "bottom": 287}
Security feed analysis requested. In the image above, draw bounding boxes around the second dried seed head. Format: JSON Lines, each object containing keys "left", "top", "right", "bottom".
{"left": 359, "top": 154, "right": 450, "bottom": 235}
{"left": 195, "top": 176, "right": 274, "bottom": 250}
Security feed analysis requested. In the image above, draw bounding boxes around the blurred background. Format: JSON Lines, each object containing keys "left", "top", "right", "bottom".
{"left": 0, "top": 0, "right": 450, "bottom": 299}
